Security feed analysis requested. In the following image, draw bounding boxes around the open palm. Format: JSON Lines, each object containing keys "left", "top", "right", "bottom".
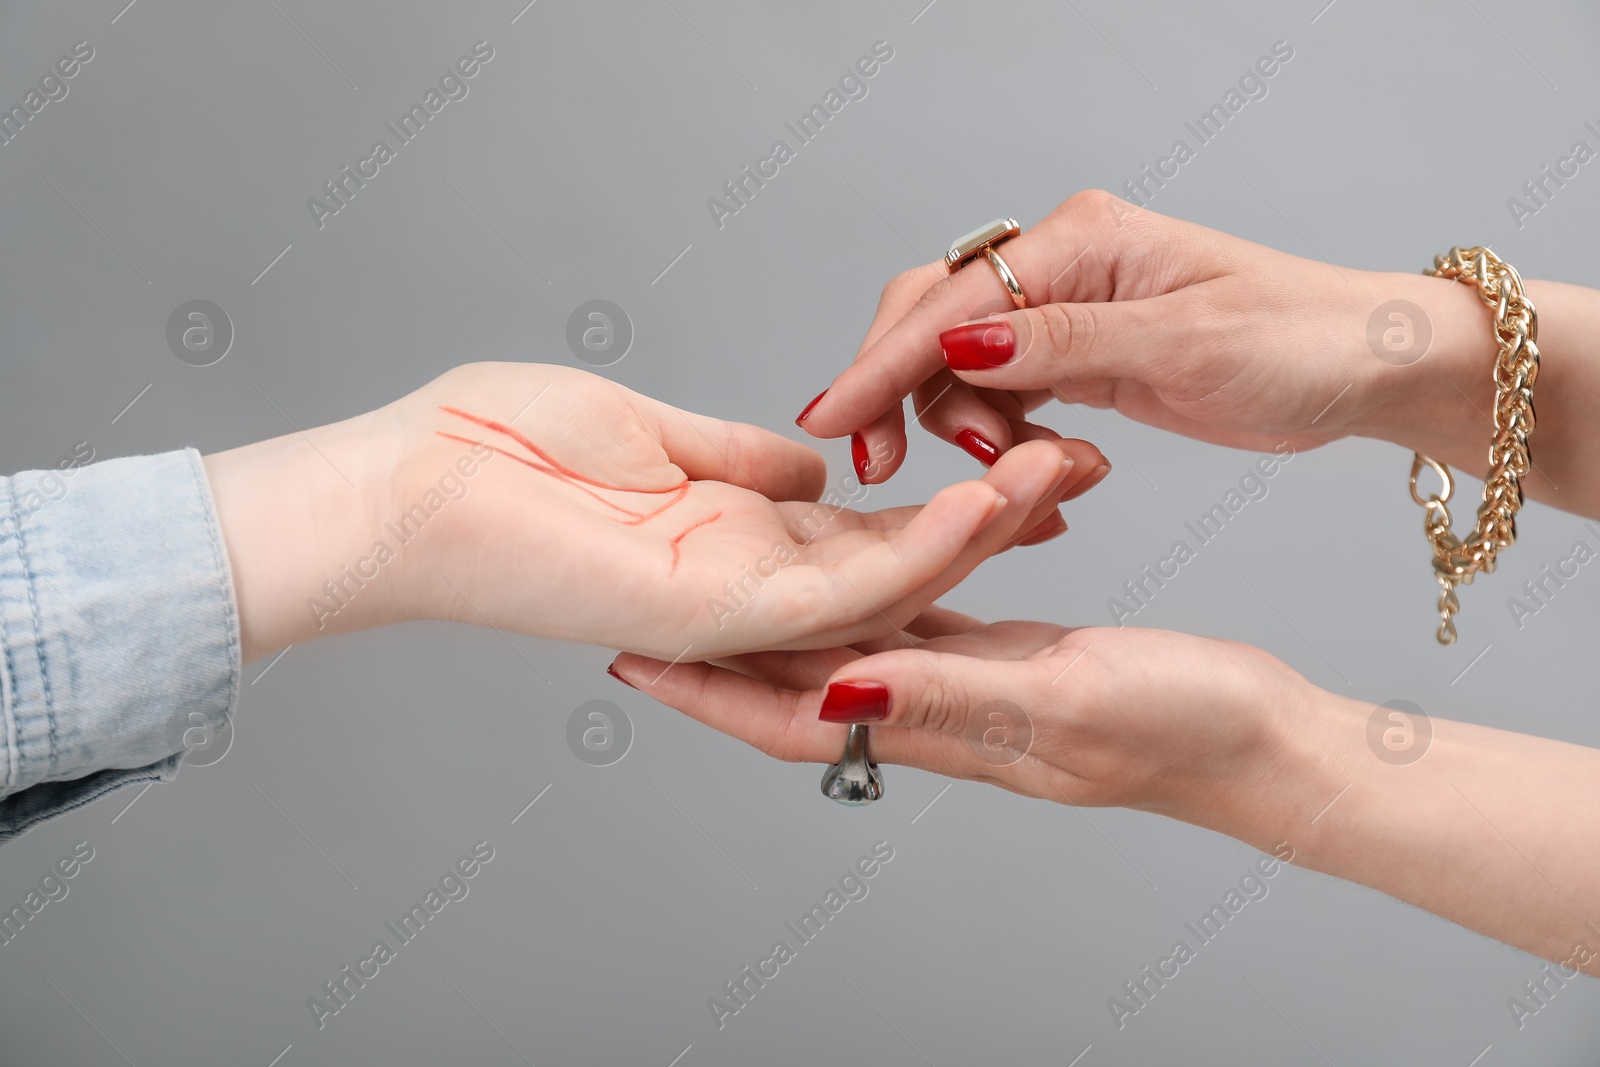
{"left": 383, "top": 364, "right": 1105, "bottom": 660}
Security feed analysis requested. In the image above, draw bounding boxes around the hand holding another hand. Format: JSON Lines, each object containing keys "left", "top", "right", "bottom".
{"left": 611, "top": 607, "right": 1317, "bottom": 828}
{"left": 798, "top": 189, "right": 1512, "bottom": 485}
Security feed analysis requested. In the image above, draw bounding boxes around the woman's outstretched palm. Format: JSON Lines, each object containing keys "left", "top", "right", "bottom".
{"left": 384, "top": 364, "right": 1106, "bottom": 659}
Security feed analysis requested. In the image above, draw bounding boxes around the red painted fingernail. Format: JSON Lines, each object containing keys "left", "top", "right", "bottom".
{"left": 819, "top": 681, "right": 889, "bottom": 723}
{"left": 851, "top": 433, "right": 872, "bottom": 481}
{"left": 796, "top": 389, "right": 828, "bottom": 426}
{"left": 953, "top": 428, "right": 1000, "bottom": 467}
{"left": 941, "top": 320, "right": 1015, "bottom": 371}
{"left": 606, "top": 663, "right": 637, "bottom": 690}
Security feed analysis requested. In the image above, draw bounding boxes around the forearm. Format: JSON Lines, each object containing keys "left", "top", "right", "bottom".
{"left": 1357, "top": 274, "right": 1600, "bottom": 520}
{"left": 1216, "top": 686, "right": 1600, "bottom": 971}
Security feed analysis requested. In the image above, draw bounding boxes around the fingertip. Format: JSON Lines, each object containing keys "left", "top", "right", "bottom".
{"left": 896, "top": 478, "right": 1008, "bottom": 558}
{"left": 1061, "top": 460, "right": 1112, "bottom": 502}
{"left": 1054, "top": 436, "right": 1105, "bottom": 466}
{"left": 1016, "top": 511, "right": 1068, "bottom": 547}
{"left": 994, "top": 436, "right": 1076, "bottom": 478}
{"left": 955, "top": 481, "right": 1010, "bottom": 541}
{"left": 795, "top": 388, "right": 829, "bottom": 428}
{"left": 851, "top": 433, "right": 871, "bottom": 483}
{"left": 852, "top": 410, "right": 907, "bottom": 485}
{"left": 606, "top": 661, "right": 637, "bottom": 690}
{"left": 611, "top": 652, "right": 667, "bottom": 689}
{"left": 749, "top": 428, "right": 830, "bottom": 502}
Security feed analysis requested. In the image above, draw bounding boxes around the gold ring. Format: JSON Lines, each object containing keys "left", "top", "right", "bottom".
{"left": 946, "top": 217, "right": 1026, "bottom": 309}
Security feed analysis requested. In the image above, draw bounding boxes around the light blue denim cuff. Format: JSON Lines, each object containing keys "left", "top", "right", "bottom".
{"left": 0, "top": 448, "right": 240, "bottom": 840}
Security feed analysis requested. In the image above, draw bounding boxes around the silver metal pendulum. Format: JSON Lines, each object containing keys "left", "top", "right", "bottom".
{"left": 820, "top": 723, "right": 884, "bottom": 805}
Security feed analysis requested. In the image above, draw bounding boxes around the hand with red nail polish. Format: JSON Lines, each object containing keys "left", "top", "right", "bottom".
{"left": 618, "top": 609, "right": 1302, "bottom": 820}
{"left": 615, "top": 604, "right": 1600, "bottom": 974}
{"left": 792, "top": 190, "right": 1600, "bottom": 516}
{"left": 209, "top": 363, "right": 1089, "bottom": 664}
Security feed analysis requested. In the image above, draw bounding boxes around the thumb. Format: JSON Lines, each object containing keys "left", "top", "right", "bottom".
{"left": 937, "top": 289, "right": 1197, "bottom": 392}
{"left": 648, "top": 402, "right": 827, "bottom": 503}
{"left": 819, "top": 648, "right": 1048, "bottom": 754}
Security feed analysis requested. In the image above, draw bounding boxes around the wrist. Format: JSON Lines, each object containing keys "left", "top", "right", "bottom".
{"left": 1183, "top": 672, "right": 1360, "bottom": 859}
{"left": 1347, "top": 269, "right": 1499, "bottom": 468}
{"left": 1349, "top": 271, "right": 1600, "bottom": 517}
{"left": 203, "top": 408, "right": 401, "bottom": 663}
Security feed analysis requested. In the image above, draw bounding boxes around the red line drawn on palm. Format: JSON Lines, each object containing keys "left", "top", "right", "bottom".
{"left": 436, "top": 406, "right": 720, "bottom": 573}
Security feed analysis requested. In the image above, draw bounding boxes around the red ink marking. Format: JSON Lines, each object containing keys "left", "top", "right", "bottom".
{"left": 434, "top": 432, "right": 644, "bottom": 520}
{"left": 440, "top": 406, "right": 685, "bottom": 496}
{"left": 669, "top": 512, "right": 722, "bottom": 545}
{"left": 667, "top": 511, "right": 722, "bottom": 574}
{"left": 434, "top": 406, "right": 693, "bottom": 529}
{"left": 626, "top": 484, "right": 691, "bottom": 526}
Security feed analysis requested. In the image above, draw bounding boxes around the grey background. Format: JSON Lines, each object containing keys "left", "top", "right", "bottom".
{"left": 1, "top": 0, "right": 1598, "bottom": 1063}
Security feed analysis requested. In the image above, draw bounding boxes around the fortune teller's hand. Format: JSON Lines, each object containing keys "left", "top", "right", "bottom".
{"left": 794, "top": 189, "right": 1600, "bottom": 517}
{"left": 613, "top": 608, "right": 1301, "bottom": 814}
{"left": 203, "top": 363, "right": 1108, "bottom": 663}
{"left": 615, "top": 606, "right": 1600, "bottom": 974}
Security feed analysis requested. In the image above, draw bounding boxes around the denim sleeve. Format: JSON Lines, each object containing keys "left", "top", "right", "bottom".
{"left": 0, "top": 448, "right": 240, "bottom": 841}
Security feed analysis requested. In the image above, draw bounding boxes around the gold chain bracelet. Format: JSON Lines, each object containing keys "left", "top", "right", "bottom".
{"left": 1408, "top": 246, "right": 1540, "bottom": 645}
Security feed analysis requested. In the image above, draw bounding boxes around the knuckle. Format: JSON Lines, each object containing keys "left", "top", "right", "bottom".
{"left": 1033, "top": 301, "right": 1096, "bottom": 365}
{"left": 1054, "top": 187, "right": 1151, "bottom": 242}
{"left": 910, "top": 670, "right": 966, "bottom": 736}
{"left": 1062, "top": 188, "right": 1118, "bottom": 215}
{"left": 882, "top": 268, "right": 921, "bottom": 303}
{"left": 917, "top": 272, "right": 963, "bottom": 315}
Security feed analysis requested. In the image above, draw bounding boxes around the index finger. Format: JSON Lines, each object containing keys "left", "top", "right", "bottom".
{"left": 800, "top": 208, "right": 1102, "bottom": 440}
